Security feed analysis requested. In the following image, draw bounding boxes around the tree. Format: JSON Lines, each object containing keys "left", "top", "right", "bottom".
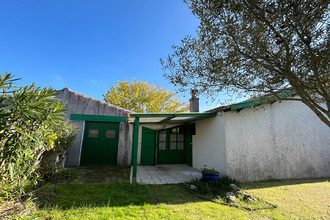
{"left": 161, "top": 0, "right": 330, "bottom": 126}
{"left": 103, "top": 79, "right": 189, "bottom": 113}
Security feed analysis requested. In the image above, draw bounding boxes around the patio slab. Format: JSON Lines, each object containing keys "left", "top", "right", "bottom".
{"left": 133, "top": 164, "right": 202, "bottom": 184}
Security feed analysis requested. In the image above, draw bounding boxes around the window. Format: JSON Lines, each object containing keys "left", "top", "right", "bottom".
{"left": 177, "top": 142, "right": 184, "bottom": 150}
{"left": 172, "top": 127, "right": 180, "bottom": 134}
{"left": 159, "top": 132, "right": 166, "bottom": 142}
{"left": 106, "top": 130, "right": 115, "bottom": 138}
{"left": 88, "top": 129, "right": 99, "bottom": 138}
{"left": 170, "top": 141, "right": 176, "bottom": 150}
{"left": 159, "top": 142, "right": 166, "bottom": 150}
{"left": 170, "top": 127, "right": 184, "bottom": 150}
{"left": 159, "top": 131, "right": 166, "bottom": 150}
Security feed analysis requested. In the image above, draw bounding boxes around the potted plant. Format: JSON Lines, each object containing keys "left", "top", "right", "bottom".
{"left": 201, "top": 168, "right": 220, "bottom": 180}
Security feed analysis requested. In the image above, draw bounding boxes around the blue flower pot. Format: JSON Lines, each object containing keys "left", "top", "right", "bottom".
{"left": 201, "top": 171, "right": 220, "bottom": 180}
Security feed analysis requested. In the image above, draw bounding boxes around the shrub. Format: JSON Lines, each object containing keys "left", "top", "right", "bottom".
{"left": 201, "top": 168, "right": 219, "bottom": 174}
{"left": 39, "top": 120, "right": 77, "bottom": 178}
{"left": 0, "top": 73, "right": 76, "bottom": 199}
{"left": 185, "top": 177, "right": 240, "bottom": 199}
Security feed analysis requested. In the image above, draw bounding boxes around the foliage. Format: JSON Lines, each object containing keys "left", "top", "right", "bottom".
{"left": 161, "top": 0, "right": 330, "bottom": 126}
{"left": 186, "top": 177, "right": 239, "bottom": 198}
{"left": 184, "top": 178, "right": 275, "bottom": 210}
{"left": 103, "top": 79, "right": 189, "bottom": 113}
{"left": 39, "top": 120, "right": 77, "bottom": 178}
{"left": 201, "top": 168, "right": 219, "bottom": 174}
{"left": 0, "top": 72, "right": 76, "bottom": 199}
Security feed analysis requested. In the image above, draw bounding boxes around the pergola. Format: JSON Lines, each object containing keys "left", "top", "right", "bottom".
{"left": 128, "top": 112, "right": 216, "bottom": 182}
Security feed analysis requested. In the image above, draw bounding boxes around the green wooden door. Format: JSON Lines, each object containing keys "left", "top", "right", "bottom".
{"left": 157, "top": 127, "right": 185, "bottom": 164}
{"left": 141, "top": 127, "right": 156, "bottom": 165}
{"left": 80, "top": 121, "right": 120, "bottom": 166}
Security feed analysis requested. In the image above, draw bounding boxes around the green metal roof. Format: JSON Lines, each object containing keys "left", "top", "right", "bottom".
{"left": 207, "top": 90, "right": 297, "bottom": 112}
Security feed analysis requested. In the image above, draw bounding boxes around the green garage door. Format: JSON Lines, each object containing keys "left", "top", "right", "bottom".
{"left": 80, "top": 121, "right": 120, "bottom": 166}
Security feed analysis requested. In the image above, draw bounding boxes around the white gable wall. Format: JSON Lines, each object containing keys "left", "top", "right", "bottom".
{"left": 224, "top": 101, "right": 330, "bottom": 182}
{"left": 192, "top": 113, "right": 227, "bottom": 176}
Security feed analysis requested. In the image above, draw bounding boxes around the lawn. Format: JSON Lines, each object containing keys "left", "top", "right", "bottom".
{"left": 23, "top": 168, "right": 330, "bottom": 220}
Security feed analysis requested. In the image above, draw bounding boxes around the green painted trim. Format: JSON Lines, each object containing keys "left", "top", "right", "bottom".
{"left": 70, "top": 114, "right": 126, "bottom": 122}
{"left": 132, "top": 117, "right": 140, "bottom": 183}
{"left": 130, "top": 113, "right": 215, "bottom": 118}
{"left": 230, "top": 90, "right": 297, "bottom": 111}
{"left": 277, "top": 90, "right": 296, "bottom": 98}
{"left": 230, "top": 100, "right": 262, "bottom": 111}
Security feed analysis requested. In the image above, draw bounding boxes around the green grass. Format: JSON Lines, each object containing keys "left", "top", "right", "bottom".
{"left": 242, "top": 178, "right": 330, "bottom": 219}
{"left": 67, "top": 166, "right": 131, "bottom": 184}
{"left": 25, "top": 178, "right": 330, "bottom": 220}
{"left": 19, "top": 167, "right": 330, "bottom": 220}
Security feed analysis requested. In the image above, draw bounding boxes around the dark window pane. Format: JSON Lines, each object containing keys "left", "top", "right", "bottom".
{"left": 170, "top": 142, "right": 176, "bottom": 150}
{"left": 106, "top": 130, "right": 115, "bottom": 138}
{"left": 88, "top": 129, "right": 99, "bottom": 138}
{"left": 177, "top": 142, "right": 184, "bottom": 150}
{"left": 159, "top": 142, "right": 166, "bottom": 150}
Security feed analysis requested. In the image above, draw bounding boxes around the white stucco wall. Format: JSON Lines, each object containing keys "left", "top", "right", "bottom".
{"left": 225, "top": 101, "right": 330, "bottom": 182}
{"left": 193, "top": 113, "right": 227, "bottom": 176}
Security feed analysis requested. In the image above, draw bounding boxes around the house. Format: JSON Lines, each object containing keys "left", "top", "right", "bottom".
{"left": 57, "top": 88, "right": 330, "bottom": 182}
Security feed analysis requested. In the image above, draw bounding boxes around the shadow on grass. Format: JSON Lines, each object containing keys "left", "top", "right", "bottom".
{"left": 34, "top": 183, "right": 201, "bottom": 210}
{"left": 35, "top": 166, "right": 329, "bottom": 211}
{"left": 241, "top": 178, "right": 329, "bottom": 190}
{"left": 70, "top": 166, "right": 131, "bottom": 184}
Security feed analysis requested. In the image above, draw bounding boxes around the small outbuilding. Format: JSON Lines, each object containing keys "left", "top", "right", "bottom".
{"left": 56, "top": 88, "right": 133, "bottom": 167}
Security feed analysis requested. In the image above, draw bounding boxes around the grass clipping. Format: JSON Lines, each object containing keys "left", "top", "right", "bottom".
{"left": 183, "top": 177, "right": 277, "bottom": 211}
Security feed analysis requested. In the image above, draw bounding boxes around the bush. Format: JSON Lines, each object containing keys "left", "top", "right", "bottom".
{"left": 185, "top": 177, "right": 240, "bottom": 198}
{"left": 39, "top": 120, "right": 77, "bottom": 178}
{"left": 0, "top": 73, "right": 76, "bottom": 199}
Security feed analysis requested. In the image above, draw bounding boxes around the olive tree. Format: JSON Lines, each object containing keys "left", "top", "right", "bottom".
{"left": 161, "top": 0, "right": 330, "bottom": 126}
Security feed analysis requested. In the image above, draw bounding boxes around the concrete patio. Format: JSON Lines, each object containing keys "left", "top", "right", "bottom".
{"left": 131, "top": 164, "right": 202, "bottom": 184}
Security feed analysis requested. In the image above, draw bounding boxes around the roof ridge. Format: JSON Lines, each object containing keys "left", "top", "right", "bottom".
{"left": 57, "top": 88, "right": 135, "bottom": 113}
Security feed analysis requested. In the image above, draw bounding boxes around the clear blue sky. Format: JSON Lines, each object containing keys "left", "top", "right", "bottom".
{"left": 0, "top": 0, "right": 222, "bottom": 111}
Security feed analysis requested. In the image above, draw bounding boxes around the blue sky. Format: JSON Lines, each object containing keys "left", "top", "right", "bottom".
{"left": 0, "top": 0, "right": 222, "bottom": 111}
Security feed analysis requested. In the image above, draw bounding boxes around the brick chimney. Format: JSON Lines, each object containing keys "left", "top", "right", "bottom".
{"left": 189, "top": 88, "right": 199, "bottom": 112}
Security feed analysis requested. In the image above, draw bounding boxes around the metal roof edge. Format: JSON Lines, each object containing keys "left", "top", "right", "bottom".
{"left": 129, "top": 112, "right": 215, "bottom": 118}
{"left": 206, "top": 90, "right": 297, "bottom": 113}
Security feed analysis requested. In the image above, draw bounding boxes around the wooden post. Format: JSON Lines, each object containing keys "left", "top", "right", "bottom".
{"left": 132, "top": 117, "right": 140, "bottom": 183}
